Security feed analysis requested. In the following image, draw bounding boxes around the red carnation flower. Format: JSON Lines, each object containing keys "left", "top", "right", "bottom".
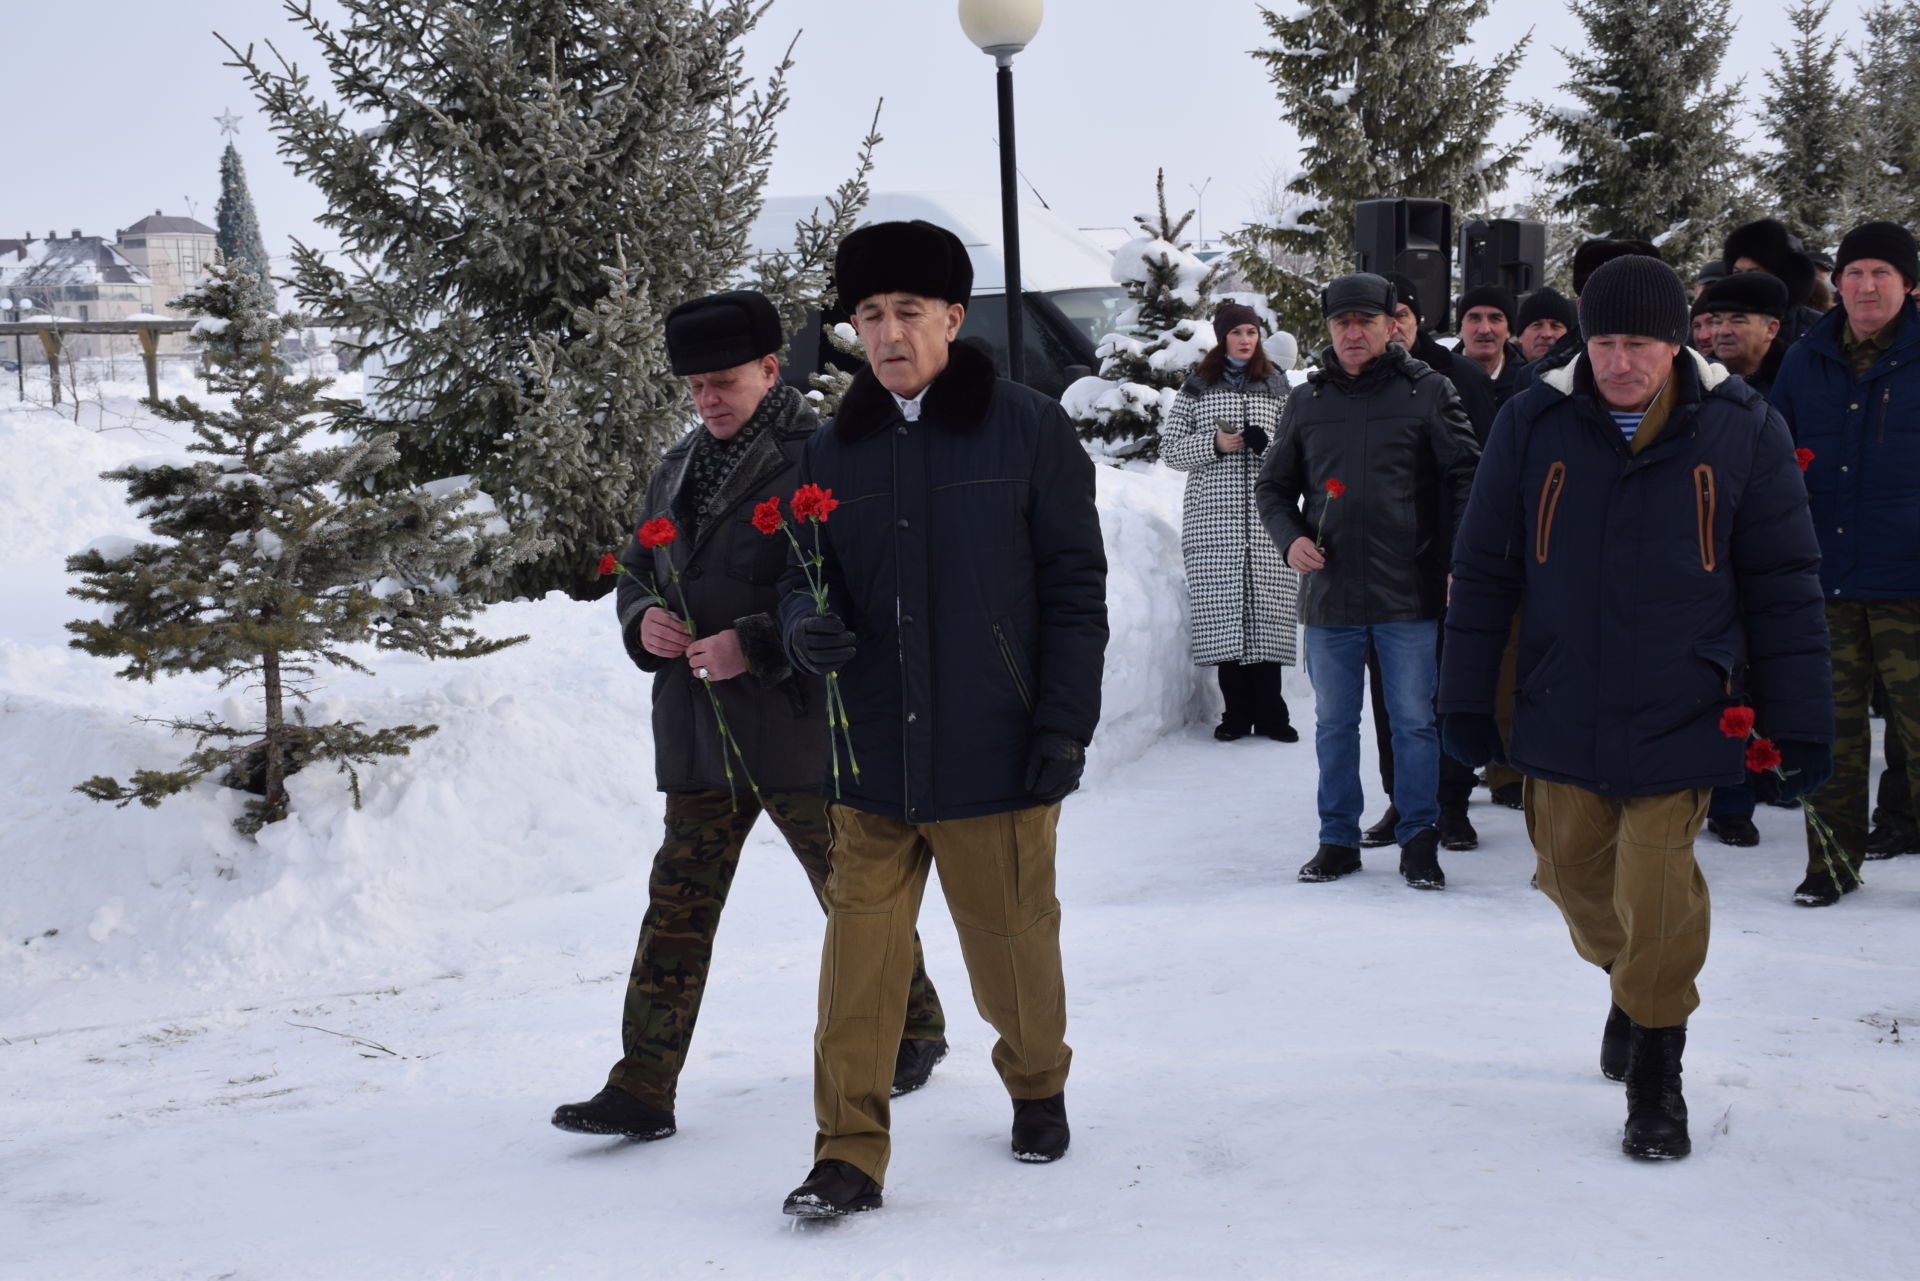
{"left": 1325, "top": 478, "right": 1347, "bottom": 500}
{"left": 791, "top": 483, "right": 839, "bottom": 522}
{"left": 752, "top": 497, "right": 784, "bottom": 536}
{"left": 1718, "top": 706, "right": 1756, "bottom": 739}
{"left": 637, "top": 517, "right": 677, "bottom": 549}
{"left": 1794, "top": 447, "right": 1814, "bottom": 472}
{"left": 1746, "top": 737, "right": 1783, "bottom": 773}
{"left": 597, "top": 552, "right": 618, "bottom": 576}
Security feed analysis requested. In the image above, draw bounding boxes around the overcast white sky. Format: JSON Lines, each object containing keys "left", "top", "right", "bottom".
{"left": 0, "top": 0, "right": 1873, "bottom": 270}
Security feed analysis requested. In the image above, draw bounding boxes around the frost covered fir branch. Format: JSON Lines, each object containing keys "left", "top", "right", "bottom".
{"left": 1521, "top": 0, "right": 1749, "bottom": 270}
{"left": 218, "top": 1, "right": 877, "bottom": 601}
{"left": 1840, "top": 2, "right": 1920, "bottom": 230}
{"left": 1229, "top": 0, "right": 1529, "bottom": 340}
{"left": 66, "top": 260, "right": 545, "bottom": 835}
{"left": 1064, "top": 170, "right": 1235, "bottom": 463}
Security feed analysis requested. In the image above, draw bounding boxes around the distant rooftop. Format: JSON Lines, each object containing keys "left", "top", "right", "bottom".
{"left": 0, "top": 234, "right": 152, "bottom": 288}
{"left": 118, "top": 211, "right": 217, "bottom": 238}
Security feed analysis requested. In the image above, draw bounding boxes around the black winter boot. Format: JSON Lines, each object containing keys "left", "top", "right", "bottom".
{"left": 1600, "top": 1003, "right": 1630, "bottom": 1082}
{"left": 891, "top": 1036, "right": 948, "bottom": 1097}
{"left": 1437, "top": 805, "right": 1479, "bottom": 851}
{"left": 1707, "top": 815, "right": 1760, "bottom": 846}
{"left": 1621, "top": 1022, "right": 1691, "bottom": 1160}
{"left": 1864, "top": 824, "right": 1920, "bottom": 860}
{"left": 782, "top": 1159, "right": 884, "bottom": 1217}
{"left": 1490, "top": 782, "right": 1525, "bottom": 810}
{"left": 1398, "top": 828, "right": 1446, "bottom": 890}
{"left": 1298, "top": 844, "right": 1362, "bottom": 882}
{"left": 1011, "top": 1092, "right": 1070, "bottom": 1162}
{"left": 550, "top": 1087, "right": 676, "bottom": 1141}
{"left": 1359, "top": 806, "right": 1399, "bottom": 848}
{"left": 1793, "top": 865, "right": 1861, "bottom": 906}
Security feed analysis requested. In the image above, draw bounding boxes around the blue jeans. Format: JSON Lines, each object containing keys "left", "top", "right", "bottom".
{"left": 1305, "top": 621, "right": 1440, "bottom": 846}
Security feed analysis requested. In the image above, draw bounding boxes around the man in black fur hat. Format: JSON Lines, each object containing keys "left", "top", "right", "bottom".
{"left": 776, "top": 222, "right": 1109, "bottom": 1218}
{"left": 1723, "top": 217, "right": 1824, "bottom": 345}
{"left": 550, "top": 290, "right": 951, "bottom": 1146}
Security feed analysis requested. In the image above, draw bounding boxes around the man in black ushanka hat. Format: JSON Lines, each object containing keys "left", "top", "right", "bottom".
{"left": 551, "top": 289, "right": 950, "bottom": 1146}
{"left": 776, "top": 221, "right": 1110, "bottom": 1218}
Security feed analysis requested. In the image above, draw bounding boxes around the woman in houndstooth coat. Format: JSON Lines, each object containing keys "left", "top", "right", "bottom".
{"left": 1161, "top": 302, "right": 1300, "bottom": 741}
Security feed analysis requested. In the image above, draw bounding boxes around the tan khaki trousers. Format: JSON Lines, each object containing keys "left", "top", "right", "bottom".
{"left": 1524, "top": 779, "right": 1712, "bottom": 1029}
{"left": 813, "top": 802, "right": 1070, "bottom": 1184}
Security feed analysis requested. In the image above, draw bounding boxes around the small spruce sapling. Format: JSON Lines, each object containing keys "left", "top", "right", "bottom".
{"left": 67, "top": 260, "right": 543, "bottom": 834}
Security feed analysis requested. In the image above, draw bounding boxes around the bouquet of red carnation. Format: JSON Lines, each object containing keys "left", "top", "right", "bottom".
{"left": 600, "top": 517, "right": 760, "bottom": 810}
{"left": 1717, "top": 704, "right": 1848, "bottom": 886}
{"left": 754, "top": 484, "right": 859, "bottom": 796}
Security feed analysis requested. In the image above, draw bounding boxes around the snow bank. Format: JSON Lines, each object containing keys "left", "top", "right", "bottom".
{"left": 0, "top": 391, "right": 1206, "bottom": 992}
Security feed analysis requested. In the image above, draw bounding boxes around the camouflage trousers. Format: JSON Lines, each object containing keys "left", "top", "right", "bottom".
{"left": 1806, "top": 599, "right": 1920, "bottom": 874}
{"left": 1873, "top": 680, "right": 1913, "bottom": 829}
{"left": 607, "top": 790, "right": 946, "bottom": 1111}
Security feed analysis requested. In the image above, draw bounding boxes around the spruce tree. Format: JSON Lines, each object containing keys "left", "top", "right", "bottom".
{"left": 1523, "top": 0, "right": 1747, "bottom": 269}
{"left": 215, "top": 141, "right": 276, "bottom": 310}
{"left": 67, "top": 260, "right": 541, "bottom": 835}
{"left": 1760, "top": 1, "right": 1849, "bottom": 249}
{"left": 1844, "top": 1, "right": 1920, "bottom": 229}
{"left": 1229, "top": 1, "right": 1530, "bottom": 343}
{"left": 1065, "top": 171, "right": 1229, "bottom": 463}
{"left": 220, "top": 2, "right": 864, "bottom": 600}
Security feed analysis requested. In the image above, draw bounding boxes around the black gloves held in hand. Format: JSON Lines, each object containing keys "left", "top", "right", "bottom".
{"left": 1440, "top": 712, "right": 1508, "bottom": 769}
{"left": 1025, "top": 732, "right": 1087, "bottom": 805}
{"left": 1771, "top": 741, "right": 1833, "bottom": 802}
{"left": 789, "top": 615, "right": 857, "bottom": 674}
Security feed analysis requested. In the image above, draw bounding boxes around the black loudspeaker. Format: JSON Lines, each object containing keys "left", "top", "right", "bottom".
{"left": 1459, "top": 218, "right": 1547, "bottom": 298}
{"left": 1355, "top": 198, "right": 1453, "bottom": 332}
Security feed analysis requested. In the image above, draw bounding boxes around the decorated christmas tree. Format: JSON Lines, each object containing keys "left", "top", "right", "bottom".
{"left": 215, "top": 140, "right": 276, "bottom": 309}
{"left": 66, "top": 261, "right": 542, "bottom": 835}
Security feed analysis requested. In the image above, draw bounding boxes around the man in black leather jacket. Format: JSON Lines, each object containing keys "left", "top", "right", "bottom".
{"left": 1257, "top": 273, "right": 1480, "bottom": 890}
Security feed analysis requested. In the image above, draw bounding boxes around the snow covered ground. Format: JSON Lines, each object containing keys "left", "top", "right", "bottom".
{"left": 3, "top": 378, "right": 1918, "bottom": 1280}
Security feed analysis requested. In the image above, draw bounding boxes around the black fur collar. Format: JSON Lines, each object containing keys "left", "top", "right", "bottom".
{"left": 831, "top": 336, "right": 997, "bottom": 443}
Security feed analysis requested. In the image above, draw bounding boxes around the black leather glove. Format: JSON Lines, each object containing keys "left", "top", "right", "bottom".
{"left": 789, "top": 614, "right": 856, "bottom": 674}
{"left": 1771, "top": 741, "right": 1833, "bottom": 802}
{"left": 1243, "top": 424, "right": 1270, "bottom": 454}
{"left": 1024, "top": 732, "right": 1087, "bottom": 805}
{"left": 1440, "top": 712, "right": 1508, "bottom": 769}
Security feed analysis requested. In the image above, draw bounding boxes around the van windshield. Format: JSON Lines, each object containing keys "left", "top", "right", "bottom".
{"left": 1042, "top": 287, "right": 1133, "bottom": 345}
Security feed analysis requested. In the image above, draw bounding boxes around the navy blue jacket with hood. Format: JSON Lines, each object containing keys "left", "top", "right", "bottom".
{"left": 1769, "top": 299, "right": 1920, "bottom": 600}
{"left": 1440, "top": 347, "right": 1832, "bottom": 797}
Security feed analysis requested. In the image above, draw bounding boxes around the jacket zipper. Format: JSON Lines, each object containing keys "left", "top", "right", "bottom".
{"left": 1535, "top": 462, "right": 1566, "bottom": 564}
{"left": 1878, "top": 384, "right": 1892, "bottom": 444}
{"left": 993, "top": 622, "right": 1036, "bottom": 715}
{"left": 1694, "top": 464, "right": 1717, "bottom": 572}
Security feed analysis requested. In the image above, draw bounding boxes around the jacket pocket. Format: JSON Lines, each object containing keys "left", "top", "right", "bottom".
{"left": 992, "top": 620, "right": 1036, "bottom": 715}
{"left": 1535, "top": 461, "right": 1566, "bottom": 564}
{"left": 1693, "top": 464, "right": 1718, "bottom": 572}
{"left": 1693, "top": 643, "right": 1740, "bottom": 698}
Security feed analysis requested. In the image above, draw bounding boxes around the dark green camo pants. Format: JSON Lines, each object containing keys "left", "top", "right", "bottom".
{"left": 1806, "top": 599, "right": 1920, "bottom": 875}
{"left": 607, "top": 790, "right": 946, "bottom": 1110}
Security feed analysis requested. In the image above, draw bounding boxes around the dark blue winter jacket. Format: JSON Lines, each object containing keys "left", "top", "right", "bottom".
{"left": 1769, "top": 300, "right": 1920, "bottom": 600}
{"left": 778, "top": 338, "right": 1109, "bottom": 822}
{"left": 1439, "top": 348, "right": 1832, "bottom": 797}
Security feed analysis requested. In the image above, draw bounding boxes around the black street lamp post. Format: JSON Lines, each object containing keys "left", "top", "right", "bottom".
{"left": 959, "top": 0, "right": 1044, "bottom": 385}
